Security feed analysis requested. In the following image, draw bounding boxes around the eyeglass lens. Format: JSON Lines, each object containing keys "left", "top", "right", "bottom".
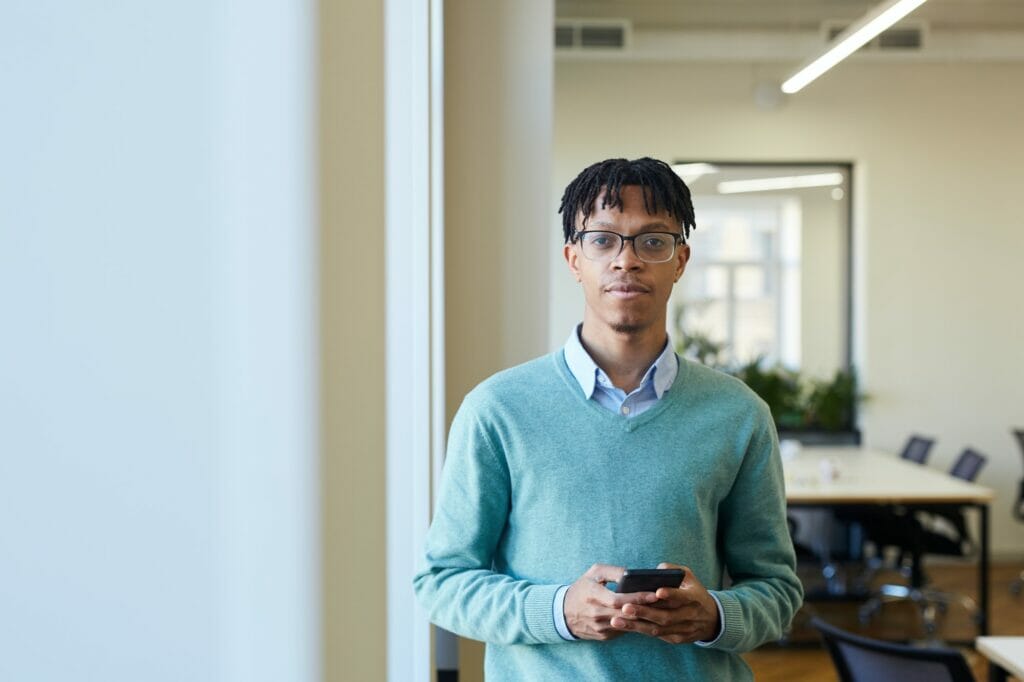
{"left": 578, "top": 231, "right": 679, "bottom": 263}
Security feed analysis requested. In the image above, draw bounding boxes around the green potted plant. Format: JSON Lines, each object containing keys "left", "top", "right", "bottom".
{"left": 674, "top": 306, "right": 862, "bottom": 443}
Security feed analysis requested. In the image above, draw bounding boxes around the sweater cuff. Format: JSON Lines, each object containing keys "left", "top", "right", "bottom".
{"left": 523, "top": 583, "right": 566, "bottom": 644}
{"left": 702, "top": 590, "right": 745, "bottom": 651}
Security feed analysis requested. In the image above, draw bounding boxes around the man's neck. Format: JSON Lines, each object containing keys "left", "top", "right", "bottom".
{"left": 579, "top": 322, "right": 667, "bottom": 394}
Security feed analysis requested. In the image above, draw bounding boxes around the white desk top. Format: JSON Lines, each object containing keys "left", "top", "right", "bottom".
{"left": 783, "top": 446, "right": 994, "bottom": 505}
{"left": 976, "top": 637, "right": 1024, "bottom": 677}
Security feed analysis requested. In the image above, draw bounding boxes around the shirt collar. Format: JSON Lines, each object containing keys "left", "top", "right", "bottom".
{"left": 563, "top": 324, "right": 678, "bottom": 399}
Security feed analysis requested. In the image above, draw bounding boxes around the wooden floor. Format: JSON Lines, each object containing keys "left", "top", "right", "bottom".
{"left": 743, "top": 561, "right": 1024, "bottom": 681}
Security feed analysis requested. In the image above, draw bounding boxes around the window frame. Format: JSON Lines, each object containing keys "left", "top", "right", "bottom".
{"left": 673, "top": 159, "right": 857, "bottom": 436}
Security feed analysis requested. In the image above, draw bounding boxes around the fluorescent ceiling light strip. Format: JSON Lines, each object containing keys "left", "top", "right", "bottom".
{"left": 717, "top": 172, "right": 844, "bottom": 194}
{"left": 672, "top": 163, "right": 717, "bottom": 184}
{"left": 781, "top": 0, "right": 929, "bottom": 94}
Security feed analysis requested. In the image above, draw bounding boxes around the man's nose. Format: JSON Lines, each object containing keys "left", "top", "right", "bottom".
{"left": 612, "top": 239, "right": 642, "bottom": 270}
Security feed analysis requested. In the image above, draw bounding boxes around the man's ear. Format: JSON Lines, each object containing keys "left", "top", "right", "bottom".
{"left": 564, "top": 242, "right": 582, "bottom": 282}
{"left": 674, "top": 243, "right": 690, "bottom": 283}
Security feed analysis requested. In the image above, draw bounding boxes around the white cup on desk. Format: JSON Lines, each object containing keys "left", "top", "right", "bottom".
{"left": 818, "top": 457, "right": 839, "bottom": 483}
{"left": 779, "top": 439, "right": 801, "bottom": 461}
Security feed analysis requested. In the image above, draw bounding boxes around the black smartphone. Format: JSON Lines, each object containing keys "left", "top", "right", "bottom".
{"left": 615, "top": 568, "right": 685, "bottom": 593}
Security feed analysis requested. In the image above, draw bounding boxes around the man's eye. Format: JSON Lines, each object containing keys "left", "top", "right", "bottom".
{"left": 589, "top": 236, "right": 613, "bottom": 248}
{"left": 643, "top": 237, "right": 667, "bottom": 249}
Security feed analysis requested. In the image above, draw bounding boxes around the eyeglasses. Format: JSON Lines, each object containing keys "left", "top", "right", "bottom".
{"left": 573, "top": 230, "right": 685, "bottom": 264}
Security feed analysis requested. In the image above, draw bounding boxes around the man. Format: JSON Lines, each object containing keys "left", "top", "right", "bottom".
{"left": 414, "top": 157, "right": 802, "bottom": 680}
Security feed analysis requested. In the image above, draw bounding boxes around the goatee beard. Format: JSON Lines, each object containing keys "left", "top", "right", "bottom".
{"left": 610, "top": 322, "right": 643, "bottom": 335}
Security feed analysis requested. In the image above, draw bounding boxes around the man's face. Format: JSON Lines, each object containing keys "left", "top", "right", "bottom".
{"left": 564, "top": 185, "right": 690, "bottom": 336}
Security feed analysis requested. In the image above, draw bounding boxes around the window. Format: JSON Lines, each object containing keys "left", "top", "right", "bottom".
{"left": 671, "top": 163, "right": 851, "bottom": 379}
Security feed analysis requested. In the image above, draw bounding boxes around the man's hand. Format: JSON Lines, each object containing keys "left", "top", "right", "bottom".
{"left": 563, "top": 564, "right": 661, "bottom": 641}
{"left": 609, "top": 563, "right": 720, "bottom": 644}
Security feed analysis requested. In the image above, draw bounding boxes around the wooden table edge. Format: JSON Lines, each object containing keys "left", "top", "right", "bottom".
{"left": 787, "top": 495, "right": 994, "bottom": 504}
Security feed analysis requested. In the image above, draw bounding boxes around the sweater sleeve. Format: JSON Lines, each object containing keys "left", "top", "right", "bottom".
{"left": 412, "top": 396, "right": 565, "bottom": 645}
{"left": 704, "top": 408, "right": 804, "bottom": 653}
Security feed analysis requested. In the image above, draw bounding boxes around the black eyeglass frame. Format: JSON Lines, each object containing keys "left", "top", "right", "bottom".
{"left": 571, "top": 229, "right": 687, "bottom": 264}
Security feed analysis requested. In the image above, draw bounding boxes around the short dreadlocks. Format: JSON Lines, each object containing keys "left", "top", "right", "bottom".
{"left": 558, "top": 157, "right": 696, "bottom": 244}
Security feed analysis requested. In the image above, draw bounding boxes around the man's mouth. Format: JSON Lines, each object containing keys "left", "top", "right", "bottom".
{"left": 605, "top": 282, "right": 650, "bottom": 299}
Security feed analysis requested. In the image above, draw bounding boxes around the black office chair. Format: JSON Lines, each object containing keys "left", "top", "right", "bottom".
{"left": 858, "top": 448, "right": 988, "bottom": 637}
{"left": 949, "top": 447, "right": 986, "bottom": 481}
{"left": 811, "top": 617, "right": 974, "bottom": 682}
{"left": 835, "top": 436, "right": 937, "bottom": 588}
{"left": 789, "top": 516, "right": 817, "bottom": 561}
{"left": 900, "top": 435, "right": 936, "bottom": 464}
{"left": 857, "top": 434, "right": 935, "bottom": 564}
{"left": 1011, "top": 429, "right": 1024, "bottom": 595}
{"left": 788, "top": 512, "right": 851, "bottom": 598}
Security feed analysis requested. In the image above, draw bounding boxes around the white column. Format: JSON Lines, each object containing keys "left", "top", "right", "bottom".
{"left": 385, "top": 0, "right": 445, "bottom": 680}
{"left": 0, "top": 1, "right": 319, "bottom": 680}
{"left": 216, "top": 0, "right": 320, "bottom": 680}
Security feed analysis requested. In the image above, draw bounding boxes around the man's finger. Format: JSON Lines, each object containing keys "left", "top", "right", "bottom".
{"left": 609, "top": 615, "right": 699, "bottom": 639}
{"left": 654, "top": 586, "right": 698, "bottom": 605}
{"left": 621, "top": 603, "right": 678, "bottom": 625}
{"left": 608, "top": 591, "right": 661, "bottom": 608}
{"left": 621, "top": 602, "right": 701, "bottom": 625}
{"left": 584, "top": 563, "right": 626, "bottom": 585}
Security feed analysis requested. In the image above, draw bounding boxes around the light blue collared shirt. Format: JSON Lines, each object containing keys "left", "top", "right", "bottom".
{"left": 563, "top": 324, "right": 677, "bottom": 417}
{"left": 553, "top": 324, "right": 725, "bottom": 646}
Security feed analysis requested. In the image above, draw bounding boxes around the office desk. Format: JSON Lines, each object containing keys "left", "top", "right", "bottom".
{"left": 976, "top": 636, "right": 1024, "bottom": 682}
{"left": 784, "top": 446, "right": 995, "bottom": 635}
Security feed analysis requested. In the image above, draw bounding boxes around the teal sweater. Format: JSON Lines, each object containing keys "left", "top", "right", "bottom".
{"left": 414, "top": 351, "right": 803, "bottom": 680}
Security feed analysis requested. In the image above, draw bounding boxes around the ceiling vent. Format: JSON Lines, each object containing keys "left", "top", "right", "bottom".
{"left": 555, "top": 19, "right": 631, "bottom": 50}
{"left": 823, "top": 20, "right": 926, "bottom": 51}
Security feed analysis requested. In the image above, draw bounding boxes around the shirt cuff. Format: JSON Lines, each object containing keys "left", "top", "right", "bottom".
{"left": 694, "top": 592, "right": 726, "bottom": 647}
{"left": 553, "top": 585, "right": 577, "bottom": 641}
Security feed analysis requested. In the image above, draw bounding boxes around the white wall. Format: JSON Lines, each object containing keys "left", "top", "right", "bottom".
{"left": 0, "top": 2, "right": 319, "bottom": 680}
{"left": 800, "top": 187, "right": 846, "bottom": 377}
{"left": 552, "top": 59, "right": 1024, "bottom": 554}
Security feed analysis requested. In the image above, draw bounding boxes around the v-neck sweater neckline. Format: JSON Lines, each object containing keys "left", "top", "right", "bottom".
{"left": 551, "top": 349, "right": 690, "bottom": 432}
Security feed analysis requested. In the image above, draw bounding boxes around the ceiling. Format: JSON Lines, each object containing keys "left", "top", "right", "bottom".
{"left": 555, "top": 0, "right": 1024, "bottom": 32}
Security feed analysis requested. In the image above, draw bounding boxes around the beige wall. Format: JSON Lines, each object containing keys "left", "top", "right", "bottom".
{"left": 445, "top": 0, "right": 555, "bottom": 418}
{"left": 445, "top": 1, "right": 554, "bottom": 678}
{"left": 553, "top": 59, "right": 1024, "bottom": 554}
{"left": 321, "top": 0, "right": 386, "bottom": 679}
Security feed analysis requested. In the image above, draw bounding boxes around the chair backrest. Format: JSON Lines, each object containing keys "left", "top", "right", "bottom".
{"left": 914, "top": 448, "right": 985, "bottom": 556}
{"left": 949, "top": 448, "right": 987, "bottom": 482}
{"left": 1015, "top": 480, "right": 1024, "bottom": 522}
{"left": 1014, "top": 430, "right": 1024, "bottom": 521}
{"left": 900, "top": 435, "right": 935, "bottom": 464}
{"left": 811, "top": 617, "right": 975, "bottom": 682}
